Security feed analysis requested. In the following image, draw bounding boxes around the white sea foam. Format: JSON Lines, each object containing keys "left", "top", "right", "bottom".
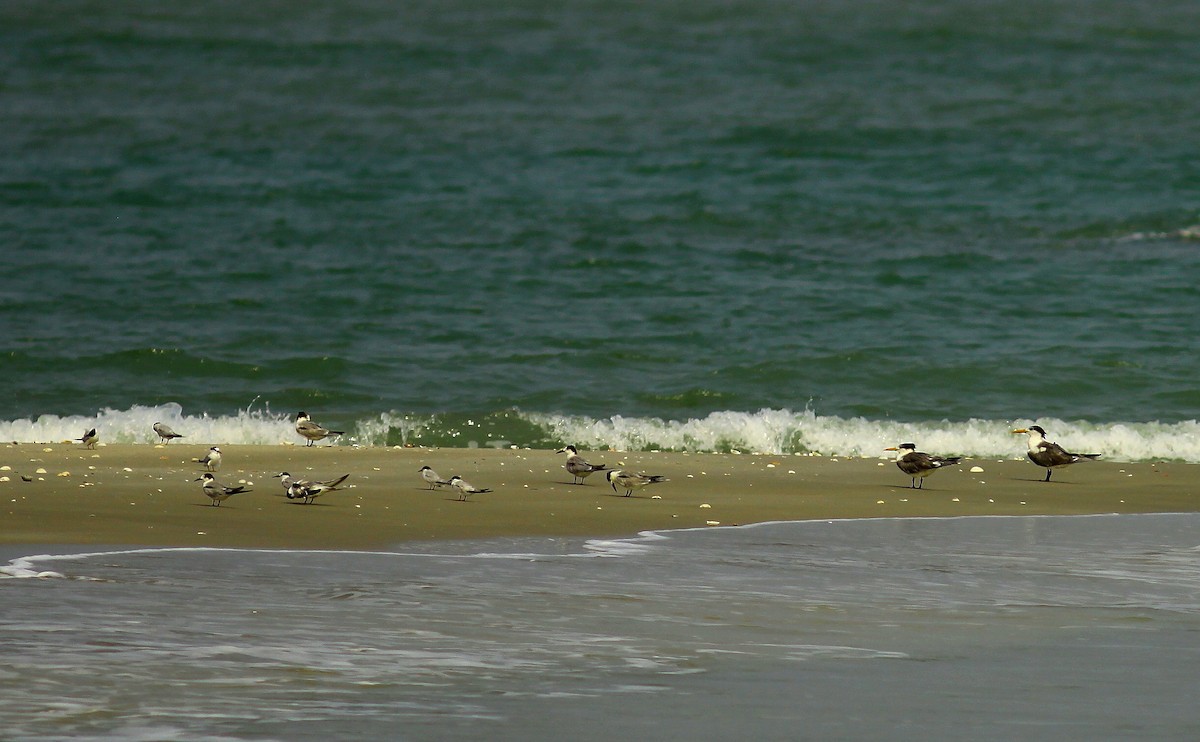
{"left": 0, "top": 402, "right": 297, "bottom": 446}
{"left": 2, "top": 404, "right": 1199, "bottom": 462}
{"left": 525, "top": 409, "right": 1200, "bottom": 463}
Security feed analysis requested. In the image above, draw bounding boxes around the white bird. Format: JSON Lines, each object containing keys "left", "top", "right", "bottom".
{"left": 76, "top": 428, "right": 98, "bottom": 449}
{"left": 1012, "top": 426, "right": 1100, "bottom": 482}
{"left": 447, "top": 475, "right": 492, "bottom": 501}
{"left": 153, "top": 422, "right": 184, "bottom": 443}
{"left": 606, "top": 469, "right": 668, "bottom": 497}
{"left": 419, "top": 465, "right": 450, "bottom": 490}
{"left": 195, "top": 472, "right": 249, "bottom": 506}
{"left": 556, "top": 445, "right": 607, "bottom": 484}
{"left": 195, "top": 446, "right": 222, "bottom": 472}
{"left": 295, "top": 411, "right": 344, "bottom": 447}
{"left": 884, "top": 443, "right": 961, "bottom": 489}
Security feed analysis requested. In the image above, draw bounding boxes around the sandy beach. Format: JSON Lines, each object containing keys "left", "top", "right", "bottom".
{"left": 1, "top": 442, "right": 1196, "bottom": 549}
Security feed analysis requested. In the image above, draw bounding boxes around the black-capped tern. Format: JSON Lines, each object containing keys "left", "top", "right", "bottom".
{"left": 153, "top": 422, "right": 184, "bottom": 443}
{"left": 195, "top": 472, "right": 249, "bottom": 506}
{"left": 195, "top": 446, "right": 221, "bottom": 472}
{"left": 606, "top": 469, "right": 668, "bottom": 497}
{"left": 884, "top": 443, "right": 962, "bottom": 489}
{"left": 1012, "top": 426, "right": 1100, "bottom": 481}
{"left": 419, "top": 465, "right": 450, "bottom": 490}
{"left": 295, "top": 411, "right": 344, "bottom": 447}
{"left": 556, "top": 445, "right": 607, "bottom": 484}
{"left": 447, "top": 475, "right": 492, "bottom": 501}
{"left": 77, "top": 428, "right": 98, "bottom": 449}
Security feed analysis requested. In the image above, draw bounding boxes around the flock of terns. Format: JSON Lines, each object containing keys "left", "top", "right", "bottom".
{"left": 887, "top": 425, "right": 1101, "bottom": 488}
{"left": 70, "top": 413, "right": 1099, "bottom": 507}
{"left": 76, "top": 414, "right": 672, "bottom": 507}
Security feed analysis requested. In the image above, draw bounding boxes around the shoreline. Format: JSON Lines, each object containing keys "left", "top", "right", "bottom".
{"left": 2, "top": 443, "right": 1196, "bottom": 550}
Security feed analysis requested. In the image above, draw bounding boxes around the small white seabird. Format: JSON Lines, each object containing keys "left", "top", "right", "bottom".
{"left": 556, "top": 445, "right": 607, "bottom": 484}
{"left": 153, "top": 422, "right": 184, "bottom": 443}
{"left": 447, "top": 475, "right": 492, "bottom": 501}
{"left": 295, "top": 411, "right": 344, "bottom": 447}
{"left": 195, "top": 472, "right": 249, "bottom": 506}
{"left": 195, "top": 446, "right": 222, "bottom": 472}
{"left": 884, "top": 443, "right": 962, "bottom": 489}
{"left": 77, "top": 428, "right": 98, "bottom": 450}
{"left": 1012, "top": 425, "right": 1100, "bottom": 482}
{"left": 606, "top": 469, "right": 668, "bottom": 497}
{"left": 419, "top": 465, "right": 450, "bottom": 490}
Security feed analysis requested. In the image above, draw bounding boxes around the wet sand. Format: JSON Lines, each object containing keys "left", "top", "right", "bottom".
{"left": 1, "top": 443, "right": 1195, "bottom": 549}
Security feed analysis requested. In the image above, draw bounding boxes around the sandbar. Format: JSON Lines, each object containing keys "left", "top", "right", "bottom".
{"left": 1, "top": 443, "right": 1195, "bottom": 549}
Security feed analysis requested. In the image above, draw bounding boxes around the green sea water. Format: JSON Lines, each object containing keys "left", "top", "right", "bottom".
{"left": 3, "top": 0, "right": 1200, "bottom": 454}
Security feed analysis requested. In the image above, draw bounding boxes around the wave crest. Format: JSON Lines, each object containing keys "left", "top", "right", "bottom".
{"left": 2, "top": 405, "right": 1198, "bottom": 462}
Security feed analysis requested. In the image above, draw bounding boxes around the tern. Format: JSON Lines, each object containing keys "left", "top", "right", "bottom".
{"left": 274, "top": 471, "right": 350, "bottom": 501}
{"left": 77, "top": 428, "right": 98, "bottom": 449}
{"left": 153, "top": 422, "right": 184, "bottom": 443}
{"left": 606, "top": 469, "right": 668, "bottom": 497}
{"left": 195, "top": 446, "right": 222, "bottom": 472}
{"left": 1012, "top": 426, "right": 1100, "bottom": 481}
{"left": 195, "top": 472, "right": 249, "bottom": 506}
{"left": 447, "top": 475, "right": 492, "bottom": 501}
{"left": 556, "top": 445, "right": 607, "bottom": 484}
{"left": 284, "top": 473, "right": 350, "bottom": 504}
{"left": 884, "top": 443, "right": 962, "bottom": 489}
{"left": 295, "top": 411, "right": 344, "bottom": 447}
{"left": 419, "top": 465, "right": 451, "bottom": 490}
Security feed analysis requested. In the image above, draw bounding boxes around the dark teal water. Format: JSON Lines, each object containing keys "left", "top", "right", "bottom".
{"left": 3, "top": 0, "right": 1200, "bottom": 455}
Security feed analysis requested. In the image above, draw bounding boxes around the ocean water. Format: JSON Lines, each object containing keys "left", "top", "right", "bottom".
{"left": 4, "top": 0, "right": 1200, "bottom": 459}
{"left": 4, "top": 514, "right": 1200, "bottom": 740}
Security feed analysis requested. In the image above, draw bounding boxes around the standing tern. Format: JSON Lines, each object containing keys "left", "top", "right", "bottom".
{"left": 1012, "top": 426, "right": 1100, "bottom": 481}
{"left": 195, "top": 446, "right": 222, "bottom": 472}
{"left": 295, "top": 411, "right": 344, "bottom": 447}
{"left": 195, "top": 472, "right": 249, "bottom": 506}
{"left": 556, "top": 445, "right": 607, "bottom": 484}
{"left": 76, "top": 428, "right": 98, "bottom": 449}
{"left": 153, "top": 422, "right": 184, "bottom": 443}
{"left": 419, "top": 466, "right": 450, "bottom": 490}
{"left": 447, "top": 475, "right": 492, "bottom": 501}
{"left": 605, "top": 469, "right": 668, "bottom": 497}
{"left": 884, "top": 443, "right": 962, "bottom": 489}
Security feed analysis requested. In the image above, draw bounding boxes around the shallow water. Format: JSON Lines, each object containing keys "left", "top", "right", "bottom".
{"left": 4, "top": 513, "right": 1200, "bottom": 740}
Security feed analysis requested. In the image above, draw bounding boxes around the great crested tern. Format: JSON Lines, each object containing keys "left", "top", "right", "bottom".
{"left": 295, "top": 411, "right": 344, "bottom": 447}
{"left": 195, "top": 446, "right": 222, "bottom": 472}
{"left": 1012, "top": 425, "right": 1100, "bottom": 481}
{"left": 419, "top": 465, "right": 450, "bottom": 490}
{"left": 556, "top": 445, "right": 607, "bottom": 484}
{"left": 605, "top": 469, "right": 668, "bottom": 497}
{"left": 153, "top": 422, "right": 184, "bottom": 443}
{"left": 447, "top": 475, "right": 492, "bottom": 501}
{"left": 77, "top": 428, "right": 98, "bottom": 449}
{"left": 884, "top": 443, "right": 962, "bottom": 489}
{"left": 195, "top": 472, "right": 249, "bottom": 506}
